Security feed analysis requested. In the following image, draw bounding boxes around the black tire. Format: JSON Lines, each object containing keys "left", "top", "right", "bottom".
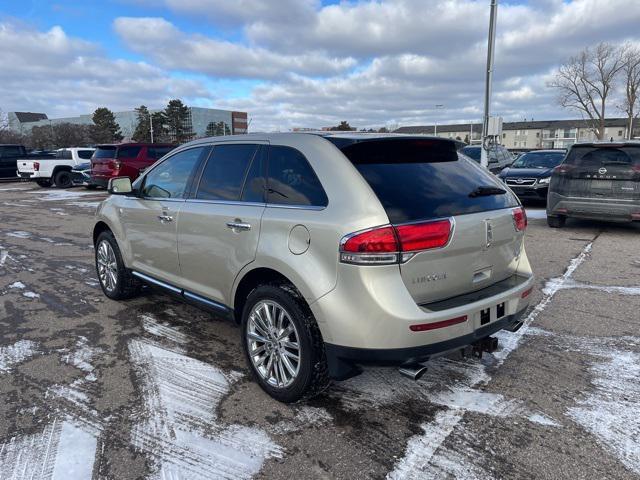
{"left": 547, "top": 215, "right": 566, "bottom": 228}
{"left": 36, "top": 179, "right": 52, "bottom": 188}
{"left": 241, "top": 283, "right": 330, "bottom": 403}
{"left": 94, "top": 231, "right": 141, "bottom": 300}
{"left": 53, "top": 170, "right": 73, "bottom": 188}
{"left": 85, "top": 184, "right": 98, "bottom": 190}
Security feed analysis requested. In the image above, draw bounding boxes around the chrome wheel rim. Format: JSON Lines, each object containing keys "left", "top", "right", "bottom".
{"left": 96, "top": 240, "right": 118, "bottom": 293}
{"left": 247, "top": 300, "right": 301, "bottom": 388}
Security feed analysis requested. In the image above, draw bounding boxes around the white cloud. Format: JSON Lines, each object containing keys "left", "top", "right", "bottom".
{"left": 114, "top": 17, "right": 356, "bottom": 79}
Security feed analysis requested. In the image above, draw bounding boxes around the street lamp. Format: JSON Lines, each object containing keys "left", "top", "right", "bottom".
{"left": 481, "top": 0, "right": 498, "bottom": 168}
{"left": 434, "top": 104, "right": 444, "bottom": 136}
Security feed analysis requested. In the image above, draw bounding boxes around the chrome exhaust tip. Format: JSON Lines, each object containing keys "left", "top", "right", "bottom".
{"left": 398, "top": 364, "right": 428, "bottom": 381}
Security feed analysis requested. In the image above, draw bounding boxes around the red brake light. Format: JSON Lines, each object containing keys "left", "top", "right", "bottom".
{"left": 513, "top": 207, "right": 527, "bottom": 232}
{"left": 554, "top": 164, "right": 574, "bottom": 175}
{"left": 33, "top": 162, "right": 40, "bottom": 171}
{"left": 395, "top": 219, "right": 452, "bottom": 252}
{"left": 342, "top": 227, "right": 398, "bottom": 253}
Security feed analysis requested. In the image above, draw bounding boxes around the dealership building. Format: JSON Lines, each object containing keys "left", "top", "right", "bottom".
{"left": 8, "top": 107, "right": 248, "bottom": 139}
{"left": 395, "top": 118, "right": 636, "bottom": 149}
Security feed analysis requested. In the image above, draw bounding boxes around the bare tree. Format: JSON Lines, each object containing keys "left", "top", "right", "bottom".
{"left": 550, "top": 43, "right": 625, "bottom": 140}
{"left": 619, "top": 44, "right": 640, "bottom": 139}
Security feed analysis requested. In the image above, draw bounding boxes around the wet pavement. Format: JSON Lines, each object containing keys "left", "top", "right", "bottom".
{"left": 1, "top": 182, "right": 639, "bottom": 479}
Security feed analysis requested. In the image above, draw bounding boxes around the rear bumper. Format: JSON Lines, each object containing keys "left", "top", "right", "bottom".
{"left": 325, "top": 308, "right": 526, "bottom": 376}
{"left": 547, "top": 193, "right": 640, "bottom": 222}
{"left": 90, "top": 176, "right": 110, "bottom": 188}
{"left": 17, "top": 171, "right": 37, "bottom": 179}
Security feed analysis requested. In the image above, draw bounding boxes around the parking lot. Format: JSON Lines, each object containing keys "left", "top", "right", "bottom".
{"left": 0, "top": 182, "right": 638, "bottom": 479}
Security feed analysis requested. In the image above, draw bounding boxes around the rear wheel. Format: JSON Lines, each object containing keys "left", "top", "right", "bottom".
{"left": 241, "top": 284, "right": 329, "bottom": 403}
{"left": 54, "top": 170, "right": 73, "bottom": 188}
{"left": 36, "top": 179, "right": 52, "bottom": 188}
{"left": 95, "top": 231, "right": 141, "bottom": 300}
{"left": 547, "top": 215, "right": 566, "bottom": 228}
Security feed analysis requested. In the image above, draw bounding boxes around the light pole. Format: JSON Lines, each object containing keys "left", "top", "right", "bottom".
{"left": 150, "top": 112, "right": 154, "bottom": 143}
{"left": 481, "top": 0, "right": 498, "bottom": 168}
{"left": 434, "top": 104, "right": 444, "bottom": 136}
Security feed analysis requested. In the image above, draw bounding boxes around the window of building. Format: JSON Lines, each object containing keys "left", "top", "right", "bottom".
{"left": 618, "top": 130, "right": 623, "bottom": 137}
{"left": 503, "top": 133, "right": 506, "bottom": 138}
{"left": 536, "top": 132, "right": 540, "bottom": 138}
{"left": 196, "top": 144, "right": 258, "bottom": 201}
{"left": 266, "top": 146, "right": 328, "bottom": 207}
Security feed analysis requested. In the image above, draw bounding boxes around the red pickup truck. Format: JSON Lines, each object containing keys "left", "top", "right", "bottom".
{"left": 90, "top": 143, "right": 175, "bottom": 188}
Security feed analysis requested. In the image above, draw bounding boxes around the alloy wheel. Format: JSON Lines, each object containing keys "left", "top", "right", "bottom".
{"left": 247, "top": 300, "right": 301, "bottom": 388}
{"left": 97, "top": 240, "right": 118, "bottom": 292}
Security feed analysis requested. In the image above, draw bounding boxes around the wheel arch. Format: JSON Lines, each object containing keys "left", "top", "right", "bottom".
{"left": 93, "top": 221, "right": 112, "bottom": 245}
{"left": 52, "top": 165, "right": 72, "bottom": 176}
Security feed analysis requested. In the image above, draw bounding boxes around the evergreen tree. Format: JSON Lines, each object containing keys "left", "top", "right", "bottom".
{"left": 90, "top": 107, "right": 123, "bottom": 143}
{"left": 132, "top": 105, "right": 151, "bottom": 142}
{"left": 164, "top": 99, "right": 193, "bottom": 143}
{"left": 151, "top": 111, "right": 169, "bottom": 143}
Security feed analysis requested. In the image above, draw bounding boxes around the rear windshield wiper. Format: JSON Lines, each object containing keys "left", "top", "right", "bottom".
{"left": 468, "top": 186, "right": 507, "bottom": 198}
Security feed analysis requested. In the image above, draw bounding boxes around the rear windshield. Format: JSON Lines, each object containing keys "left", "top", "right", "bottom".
{"left": 93, "top": 146, "right": 117, "bottom": 159}
{"left": 333, "top": 139, "right": 519, "bottom": 223}
{"left": 512, "top": 151, "right": 565, "bottom": 169}
{"left": 564, "top": 146, "right": 640, "bottom": 168}
{"left": 78, "top": 150, "right": 94, "bottom": 159}
{"left": 461, "top": 146, "right": 481, "bottom": 161}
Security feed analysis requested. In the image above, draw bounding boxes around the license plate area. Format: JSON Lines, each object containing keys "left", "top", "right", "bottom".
{"left": 480, "top": 302, "right": 506, "bottom": 326}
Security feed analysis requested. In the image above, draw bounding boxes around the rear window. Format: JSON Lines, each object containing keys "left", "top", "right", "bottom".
{"left": 78, "top": 150, "right": 94, "bottom": 159}
{"left": 147, "top": 146, "right": 174, "bottom": 160}
{"left": 461, "top": 146, "right": 481, "bottom": 161}
{"left": 93, "top": 147, "right": 117, "bottom": 159}
{"left": 564, "top": 146, "right": 640, "bottom": 168}
{"left": 334, "top": 139, "right": 519, "bottom": 223}
{"left": 117, "top": 146, "right": 142, "bottom": 158}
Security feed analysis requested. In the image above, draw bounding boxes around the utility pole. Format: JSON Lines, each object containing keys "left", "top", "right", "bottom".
{"left": 150, "top": 112, "right": 154, "bottom": 143}
{"left": 434, "top": 104, "right": 444, "bottom": 136}
{"left": 481, "top": 0, "right": 498, "bottom": 168}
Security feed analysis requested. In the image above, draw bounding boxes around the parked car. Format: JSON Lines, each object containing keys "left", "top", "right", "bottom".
{"left": 71, "top": 161, "right": 94, "bottom": 188}
{"left": 547, "top": 142, "right": 640, "bottom": 227}
{"left": 93, "top": 133, "right": 534, "bottom": 402}
{"left": 461, "top": 144, "right": 514, "bottom": 174}
{"left": 17, "top": 147, "right": 95, "bottom": 188}
{"left": 498, "top": 150, "right": 566, "bottom": 203}
{"left": 0, "top": 144, "right": 54, "bottom": 180}
{"left": 90, "top": 143, "right": 175, "bottom": 188}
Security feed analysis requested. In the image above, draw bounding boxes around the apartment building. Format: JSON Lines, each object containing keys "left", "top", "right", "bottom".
{"left": 396, "top": 118, "right": 635, "bottom": 148}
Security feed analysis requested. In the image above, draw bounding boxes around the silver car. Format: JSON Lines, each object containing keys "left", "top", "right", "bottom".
{"left": 93, "top": 133, "right": 534, "bottom": 402}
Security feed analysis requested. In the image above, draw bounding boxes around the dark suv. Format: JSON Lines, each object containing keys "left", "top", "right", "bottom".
{"left": 498, "top": 150, "right": 566, "bottom": 202}
{"left": 547, "top": 142, "right": 640, "bottom": 227}
{"left": 90, "top": 143, "right": 174, "bottom": 188}
{"left": 461, "top": 144, "right": 513, "bottom": 174}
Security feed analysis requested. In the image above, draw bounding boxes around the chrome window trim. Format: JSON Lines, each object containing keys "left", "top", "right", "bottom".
{"left": 265, "top": 203, "right": 326, "bottom": 211}
{"left": 184, "top": 198, "right": 266, "bottom": 207}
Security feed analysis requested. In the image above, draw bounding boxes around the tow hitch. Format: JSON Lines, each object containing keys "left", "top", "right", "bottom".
{"left": 461, "top": 336, "right": 499, "bottom": 359}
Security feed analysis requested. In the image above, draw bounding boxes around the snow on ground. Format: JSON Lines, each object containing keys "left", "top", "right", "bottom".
{"left": 524, "top": 208, "right": 546, "bottom": 220}
{"left": 0, "top": 340, "right": 38, "bottom": 372}
{"left": 568, "top": 349, "right": 640, "bottom": 475}
{"left": 141, "top": 313, "right": 189, "bottom": 345}
{"left": 268, "top": 406, "right": 333, "bottom": 435}
{"left": 27, "top": 190, "right": 102, "bottom": 202}
{"left": 7, "top": 231, "right": 32, "bottom": 238}
{"left": 65, "top": 201, "right": 101, "bottom": 208}
{"left": 128, "top": 339, "right": 282, "bottom": 479}
{"left": 8, "top": 281, "right": 25, "bottom": 289}
{"left": 543, "top": 277, "right": 640, "bottom": 296}
{"left": 22, "top": 291, "right": 40, "bottom": 298}
{"left": 0, "top": 417, "right": 98, "bottom": 480}
{"left": 385, "top": 242, "right": 593, "bottom": 478}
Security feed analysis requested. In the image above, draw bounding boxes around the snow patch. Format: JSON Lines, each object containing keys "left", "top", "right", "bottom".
{"left": 268, "top": 406, "right": 333, "bottom": 435}
{"left": 543, "top": 277, "right": 640, "bottom": 296}
{"left": 7, "top": 231, "right": 31, "bottom": 238}
{"left": 0, "top": 340, "right": 38, "bottom": 372}
{"left": 0, "top": 249, "right": 8, "bottom": 266}
{"left": 23, "top": 291, "right": 40, "bottom": 298}
{"left": 129, "top": 339, "right": 282, "bottom": 479}
{"left": 9, "top": 281, "right": 25, "bottom": 289}
{"left": 0, "top": 417, "right": 98, "bottom": 480}
{"left": 568, "top": 349, "right": 640, "bottom": 475}
{"left": 141, "top": 314, "right": 189, "bottom": 345}
{"left": 27, "top": 190, "right": 102, "bottom": 201}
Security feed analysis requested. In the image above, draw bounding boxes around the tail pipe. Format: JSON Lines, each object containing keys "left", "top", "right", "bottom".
{"left": 398, "top": 363, "right": 428, "bottom": 381}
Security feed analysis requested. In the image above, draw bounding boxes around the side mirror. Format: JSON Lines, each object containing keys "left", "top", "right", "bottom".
{"left": 108, "top": 177, "right": 132, "bottom": 195}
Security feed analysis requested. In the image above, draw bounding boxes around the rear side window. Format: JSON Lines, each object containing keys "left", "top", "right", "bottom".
{"left": 93, "top": 147, "right": 116, "bottom": 159}
{"left": 266, "top": 146, "right": 328, "bottom": 207}
{"left": 335, "top": 139, "right": 519, "bottom": 223}
{"left": 196, "top": 144, "right": 258, "bottom": 201}
{"left": 57, "top": 150, "right": 72, "bottom": 160}
{"left": 241, "top": 145, "right": 266, "bottom": 203}
{"left": 564, "top": 146, "right": 640, "bottom": 168}
{"left": 117, "top": 146, "right": 142, "bottom": 159}
{"left": 0, "top": 146, "right": 23, "bottom": 157}
{"left": 77, "top": 150, "right": 94, "bottom": 160}
{"left": 148, "top": 146, "right": 174, "bottom": 160}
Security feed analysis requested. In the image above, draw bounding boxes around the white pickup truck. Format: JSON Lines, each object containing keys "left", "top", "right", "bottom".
{"left": 17, "top": 147, "right": 95, "bottom": 188}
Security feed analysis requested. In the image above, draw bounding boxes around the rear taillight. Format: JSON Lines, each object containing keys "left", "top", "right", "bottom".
{"left": 512, "top": 207, "right": 527, "bottom": 232}
{"left": 33, "top": 162, "right": 39, "bottom": 171}
{"left": 340, "top": 219, "right": 452, "bottom": 265}
{"left": 554, "top": 164, "right": 574, "bottom": 175}
{"left": 109, "top": 160, "right": 122, "bottom": 170}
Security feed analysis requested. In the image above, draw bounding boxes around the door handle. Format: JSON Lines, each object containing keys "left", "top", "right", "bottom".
{"left": 158, "top": 215, "right": 174, "bottom": 222}
{"left": 226, "top": 221, "right": 251, "bottom": 231}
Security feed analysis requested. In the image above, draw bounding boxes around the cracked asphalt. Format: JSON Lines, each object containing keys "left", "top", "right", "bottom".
{"left": 0, "top": 181, "right": 639, "bottom": 479}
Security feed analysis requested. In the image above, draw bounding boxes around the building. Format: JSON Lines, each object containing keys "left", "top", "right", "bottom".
{"left": 8, "top": 107, "right": 248, "bottom": 139}
{"left": 395, "top": 118, "right": 637, "bottom": 149}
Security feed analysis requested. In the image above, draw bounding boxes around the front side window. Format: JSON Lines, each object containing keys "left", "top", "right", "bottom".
{"left": 142, "top": 147, "right": 205, "bottom": 199}
{"left": 195, "top": 144, "right": 258, "bottom": 201}
{"left": 266, "top": 146, "right": 328, "bottom": 207}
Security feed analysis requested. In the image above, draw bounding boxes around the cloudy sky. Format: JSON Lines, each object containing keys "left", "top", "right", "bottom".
{"left": 2, "top": 0, "right": 640, "bottom": 131}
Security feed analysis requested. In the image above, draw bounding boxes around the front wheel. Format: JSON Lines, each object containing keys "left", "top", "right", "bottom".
{"left": 241, "top": 284, "right": 329, "bottom": 403}
{"left": 95, "top": 231, "right": 141, "bottom": 300}
{"left": 547, "top": 215, "right": 566, "bottom": 228}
